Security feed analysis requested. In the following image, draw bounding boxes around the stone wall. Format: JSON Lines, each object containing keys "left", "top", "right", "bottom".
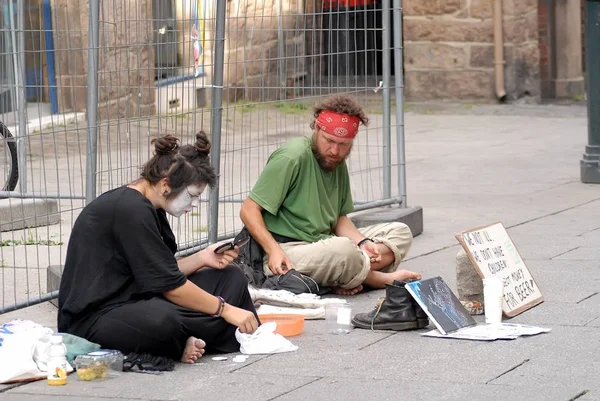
{"left": 219, "top": 0, "right": 307, "bottom": 102}
{"left": 538, "top": 0, "right": 585, "bottom": 99}
{"left": 403, "top": 0, "right": 540, "bottom": 101}
{"left": 538, "top": 0, "right": 554, "bottom": 98}
{"left": 51, "top": 0, "right": 155, "bottom": 118}
{"left": 51, "top": 0, "right": 87, "bottom": 114}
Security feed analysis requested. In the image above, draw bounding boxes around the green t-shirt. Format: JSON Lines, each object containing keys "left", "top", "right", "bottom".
{"left": 249, "top": 136, "right": 354, "bottom": 243}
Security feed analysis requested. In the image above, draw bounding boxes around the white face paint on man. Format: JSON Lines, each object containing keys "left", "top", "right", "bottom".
{"left": 164, "top": 184, "right": 205, "bottom": 217}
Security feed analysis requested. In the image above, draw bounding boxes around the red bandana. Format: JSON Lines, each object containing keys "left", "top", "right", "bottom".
{"left": 315, "top": 110, "right": 361, "bottom": 139}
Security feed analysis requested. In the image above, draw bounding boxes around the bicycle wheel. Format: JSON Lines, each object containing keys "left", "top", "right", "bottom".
{"left": 0, "top": 121, "right": 19, "bottom": 192}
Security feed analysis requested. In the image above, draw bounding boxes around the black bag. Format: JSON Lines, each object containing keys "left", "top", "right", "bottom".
{"left": 231, "top": 227, "right": 330, "bottom": 295}
{"left": 231, "top": 227, "right": 267, "bottom": 287}
{"left": 263, "top": 268, "right": 325, "bottom": 295}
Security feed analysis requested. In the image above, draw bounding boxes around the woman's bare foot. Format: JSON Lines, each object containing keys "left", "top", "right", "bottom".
{"left": 181, "top": 337, "right": 206, "bottom": 364}
{"left": 332, "top": 284, "right": 363, "bottom": 295}
{"left": 390, "top": 269, "right": 421, "bottom": 282}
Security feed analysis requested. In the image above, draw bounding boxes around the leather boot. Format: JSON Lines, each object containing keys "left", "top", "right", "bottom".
{"left": 411, "top": 292, "right": 430, "bottom": 329}
{"left": 351, "top": 281, "right": 418, "bottom": 331}
{"left": 395, "top": 280, "right": 430, "bottom": 329}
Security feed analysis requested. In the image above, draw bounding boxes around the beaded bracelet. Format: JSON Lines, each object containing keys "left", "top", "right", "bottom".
{"left": 212, "top": 296, "right": 225, "bottom": 317}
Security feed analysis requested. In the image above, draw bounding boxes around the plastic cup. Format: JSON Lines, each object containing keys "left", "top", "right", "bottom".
{"left": 483, "top": 278, "right": 504, "bottom": 325}
{"left": 325, "top": 302, "right": 353, "bottom": 335}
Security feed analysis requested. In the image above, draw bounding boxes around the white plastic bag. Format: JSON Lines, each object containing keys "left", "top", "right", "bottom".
{"left": 0, "top": 319, "right": 72, "bottom": 384}
{"left": 235, "top": 322, "right": 298, "bottom": 355}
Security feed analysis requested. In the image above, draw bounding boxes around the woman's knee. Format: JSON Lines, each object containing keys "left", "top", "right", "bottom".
{"left": 220, "top": 265, "right": 249, "bottom": 287}
{"left": 146, "top": 307, "right": 183, "bottom": 337}
{"left": 91, "top": 301, "right": 182, "bottom": 347}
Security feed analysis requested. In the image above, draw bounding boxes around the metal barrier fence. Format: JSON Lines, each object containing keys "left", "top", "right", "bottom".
{"left": 0, "top": 0, "right": 406, "bottom": 314}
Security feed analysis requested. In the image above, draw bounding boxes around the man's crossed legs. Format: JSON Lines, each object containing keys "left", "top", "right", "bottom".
{"left": 262, "top": 222, "right": 421, "bottom": 295}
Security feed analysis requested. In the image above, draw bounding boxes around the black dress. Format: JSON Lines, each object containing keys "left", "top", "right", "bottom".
{"left": 57, "top": 186, "right": 256, "bottom": 359}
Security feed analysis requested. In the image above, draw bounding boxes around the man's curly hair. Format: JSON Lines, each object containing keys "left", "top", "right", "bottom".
{"left": 309, "top": 94, "right": 370, "bottom": 130}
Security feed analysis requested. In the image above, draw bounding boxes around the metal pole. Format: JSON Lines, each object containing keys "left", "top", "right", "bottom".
{"left": 381, "top": 0, "right": 392, "bottom": 200}
{"left": 0, "top": 191, "right": 85, "bottom": 199}
{"left": 208, "top": 1, "right": 226, "bottom": 244}
{"left": 392, "top": 0, "right": 406, "bottom": 206}
{"left": 85, "top": 0, "right": 100, "bottom": 204}
{"left": 4, "top": 1, "right": 17, "bottom": 119}
{"left": 1, "top": 291, "right": 59, "bottom": 314}
{"left": 277, "top": 0, "right": 287, "bottom": 100}
{"left": 15, "top": 0, "right": 27, "bottom": 193}
{"left": 581, "top": 0, "right": 600, "bottom": 183}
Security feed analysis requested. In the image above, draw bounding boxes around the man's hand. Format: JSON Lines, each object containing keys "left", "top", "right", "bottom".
{"left": 199, "top": 242, "right": 239, "bottom": 269}
{"left": 266, "top": 246, "right": 293, "bottom": 275}
{"left": 360, "top": 240, "right": 381, "bottom": 264}
{"left": 221, "top": 303, "right": 259, "bottom": 334}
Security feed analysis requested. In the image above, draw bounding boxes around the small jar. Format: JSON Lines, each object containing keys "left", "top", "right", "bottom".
{"left": 325, "top": 302, "right": 353, "bottom": 335}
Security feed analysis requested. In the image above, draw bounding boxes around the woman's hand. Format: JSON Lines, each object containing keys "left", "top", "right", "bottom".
{"left": 221, "top": 303, "right": 259, "bottom": 334}
{"left": 199, "top": 242, "right": 239, "bottom": 269}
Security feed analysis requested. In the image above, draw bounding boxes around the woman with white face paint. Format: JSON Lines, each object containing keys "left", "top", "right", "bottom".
{"left": 58, "top": 131, "right": 259, "bottom": 365}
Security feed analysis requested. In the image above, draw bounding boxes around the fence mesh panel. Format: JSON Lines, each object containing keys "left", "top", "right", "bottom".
{"left": 0, "top": 0, "right": 405, "bottom": 313}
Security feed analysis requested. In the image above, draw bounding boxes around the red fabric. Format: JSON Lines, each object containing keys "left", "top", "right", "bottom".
{"left": 315, "top": 110, "right": 361, "bottom": 139}
{"left": 323, "top": 0, "right": 374, "bottom": 9}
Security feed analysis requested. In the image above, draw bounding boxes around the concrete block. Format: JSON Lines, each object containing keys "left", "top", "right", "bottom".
{"left": 456, "top": 248, "right": 483, "bottom": 303}
{"left": 349, "top": 205, "right": 423, "bottom": 237}
{"left": 0, "top": 198, "right": 60, "bottom": 232}
{"left": 47, "top": 264, "right": 63, "bottom": 308}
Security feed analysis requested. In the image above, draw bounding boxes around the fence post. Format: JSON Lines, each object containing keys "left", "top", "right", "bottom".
{"left": 581, "top": 0, "right": 600, "bottom": 183}
{"left": 85, "top": 0, "right": 100, "bottom": 204}
{"left": 208, "top": 0, "right": 227, "bottom": 243}
{"left": 392, "top": 0, "right": 406, "bottom": 206}
{"left": 277, "top": 0, "right": 287, "bottom": 100}
{"left": 381, "top": 0, "right": 392, "bottom": 200}
{"left": 15, "top": 0, "right": 27, "bottom": 193}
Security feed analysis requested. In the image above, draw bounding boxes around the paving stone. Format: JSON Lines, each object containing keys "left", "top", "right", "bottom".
{"left": 0, "top": 395, "right": 153, "bottom": 401}
{"left": 7, "top": 369, "right": 315, "bottom": 401}
{"left": 553, "top": 247, "right": 600, "bottom": 261}
{"left": 490, "top": 326, "right": 600, "bottom": 391}
{"left": 275, "top": 378, "right": 586, "bottom": 401}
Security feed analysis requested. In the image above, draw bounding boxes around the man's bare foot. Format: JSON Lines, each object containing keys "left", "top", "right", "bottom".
{"left": 181, "top": 337, "right": 206, "bottom": 364}
{"left": 390, "top": 269, "right": 421, "bottom": 283}
{"left": 332, "top": 284, "right": 363, "bottom": 295}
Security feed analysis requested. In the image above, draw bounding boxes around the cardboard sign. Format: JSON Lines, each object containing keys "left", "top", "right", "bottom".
{"left": 455, "top": 222, "right": 543, "bottom": 317}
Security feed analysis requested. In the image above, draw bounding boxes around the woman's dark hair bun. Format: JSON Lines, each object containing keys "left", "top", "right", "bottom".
{"left": 152, "top": 134, "right": 179, "bottom": 155}
{"left": 194, "top": 131, "right": 211, "bottom": 155}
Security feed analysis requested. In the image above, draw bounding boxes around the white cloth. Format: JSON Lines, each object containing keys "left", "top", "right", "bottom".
{"left": 235, "top": 322, "right": 298, "bottom": 355}
{"left": 256, "top": 305, "right": 325, "bottom": 320}
{"left": 249, "top": 286, "right": 347, "bottom": 309}
{"left": 249, "top": 287, "right": 347, "bottom": 320}
{"left": 0, "top": 319, "right": 73, "bottom": 384}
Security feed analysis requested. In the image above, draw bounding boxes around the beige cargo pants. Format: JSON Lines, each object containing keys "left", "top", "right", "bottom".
{"left": 262, "top": 222, "right": 413, "bottom": 289}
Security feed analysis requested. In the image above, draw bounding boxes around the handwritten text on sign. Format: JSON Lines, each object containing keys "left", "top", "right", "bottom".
{"left": 459, "top": 222, "right": 543, "bottom": 316}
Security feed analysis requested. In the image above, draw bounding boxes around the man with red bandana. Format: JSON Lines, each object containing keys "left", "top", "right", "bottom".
{"left": 240, "top": 94, "right": 420, "bottom": 295}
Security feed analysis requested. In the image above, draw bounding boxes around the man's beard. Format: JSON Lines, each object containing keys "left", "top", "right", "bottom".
{"left": 311, "top": 139, "right": 350, "bottom": 172}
